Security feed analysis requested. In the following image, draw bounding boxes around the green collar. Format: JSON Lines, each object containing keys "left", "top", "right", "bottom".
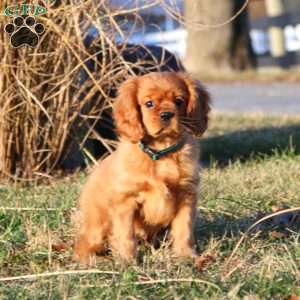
{"left": 138, "top": 139, "right": 184, "bottom": 161}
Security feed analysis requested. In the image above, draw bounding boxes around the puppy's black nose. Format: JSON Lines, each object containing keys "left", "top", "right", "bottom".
{"left": 160, "top": 112, "right": 174, "bottom": 121}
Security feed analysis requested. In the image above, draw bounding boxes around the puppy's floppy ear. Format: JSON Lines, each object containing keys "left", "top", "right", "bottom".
{"left": 178, "top": 73, "right": 211, "bottom": 137}
{"left": 113, "top": 77, "right": 144, "bottom": 142}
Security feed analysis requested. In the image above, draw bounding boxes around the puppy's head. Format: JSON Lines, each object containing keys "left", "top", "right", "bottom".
{"left": 113, "top": 72, "right": 210, "bottom": 142}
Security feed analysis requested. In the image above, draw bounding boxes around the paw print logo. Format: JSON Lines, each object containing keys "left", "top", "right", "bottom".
{"left": 4, "top": 16, "right": 45, "bottom": 48}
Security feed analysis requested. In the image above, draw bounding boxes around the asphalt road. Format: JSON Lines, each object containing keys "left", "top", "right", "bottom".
{"left": 208, "top": 82, "right": 300, "bottom": 115}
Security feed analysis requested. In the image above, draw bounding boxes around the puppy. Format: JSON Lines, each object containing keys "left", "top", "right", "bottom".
{"left": 61, "top": 45, "right": 183, "bottom": 170}
{"left": 74, "top": 72, "right": 210, "bottom": 264}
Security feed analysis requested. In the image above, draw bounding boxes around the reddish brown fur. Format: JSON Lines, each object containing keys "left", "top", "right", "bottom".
{"left": 74, "top": 72, "right": 210, "bottom": 264}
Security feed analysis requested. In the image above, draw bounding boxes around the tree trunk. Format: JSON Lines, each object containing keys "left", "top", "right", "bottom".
{"left": 184, "top": 0, "right": 255, "bottom": 76}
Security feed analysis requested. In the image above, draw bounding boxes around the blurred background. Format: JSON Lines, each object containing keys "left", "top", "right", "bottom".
{"left": 111, "top": 0, "right": 300, "bottom": 73}
{"left": 0, "top": 0, "right": 299, "bottom": 181}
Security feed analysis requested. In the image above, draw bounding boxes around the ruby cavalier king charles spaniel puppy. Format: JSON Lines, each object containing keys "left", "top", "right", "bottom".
{"left": 74, "top": 72, "right": 210, "bottom": 264}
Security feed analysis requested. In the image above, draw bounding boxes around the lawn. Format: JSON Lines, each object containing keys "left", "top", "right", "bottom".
{"left": 0, "top": 113, "right": 300, "bottom": 299}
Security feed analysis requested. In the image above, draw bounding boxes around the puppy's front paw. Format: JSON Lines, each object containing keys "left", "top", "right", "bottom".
{"left": 111, "top": 239, "right": 137, "bottom": 264}
{"left": 116, "top": 248, "right": 137, "bottom": 264}
{"left": 73, "top": 239, "right": 97, "bottom": 266}
{"left": 73, "top": 252, "right": 97, "bottom": 267}
{"left": 173, "top": 245, "right": 197, "bottom": 259}
{"left": 73, "top": 247, "right": 97, "bottom": 266}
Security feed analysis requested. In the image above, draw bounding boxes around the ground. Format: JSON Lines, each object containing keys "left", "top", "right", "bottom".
{"left": 209, "top": 82, "right": 300, "bottom": 115}
{"left": 0, "top": 113, "right": 300, "bottom": 299}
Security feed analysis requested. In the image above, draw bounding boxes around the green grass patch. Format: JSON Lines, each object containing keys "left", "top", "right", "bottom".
{"left": 202, "top": 113, "right": 300, "bottom": 164}
{"left": 0, "top": 113, "right": 300, "bottom": 299}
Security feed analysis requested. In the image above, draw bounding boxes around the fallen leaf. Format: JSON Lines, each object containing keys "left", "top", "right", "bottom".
{"left": 195, "top": 254, "right": 215, "bottom": 272}
{"left": 284, "top": 295, "right": 299, "bottom": 300}
{"left": 52, "top": 242, "right": 68, "bottom": 252}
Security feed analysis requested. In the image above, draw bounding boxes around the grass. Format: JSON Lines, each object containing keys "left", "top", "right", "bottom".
{"left": 1, "top": 113, "right": 300, "bottom": 299}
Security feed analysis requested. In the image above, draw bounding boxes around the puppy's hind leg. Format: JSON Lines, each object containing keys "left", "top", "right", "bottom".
{"left": 74, "top": 206, "right": 109, "bottom": 265}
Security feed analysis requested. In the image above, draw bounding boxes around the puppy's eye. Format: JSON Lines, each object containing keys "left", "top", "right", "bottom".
{"left": 145, "top": 100, "right": 154, "bottom": 108}
{"left": 175, "top": 97, "right": 184, "bottom": 107}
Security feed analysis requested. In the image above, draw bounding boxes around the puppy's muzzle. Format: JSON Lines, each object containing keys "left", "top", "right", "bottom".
{"left": 160, "top": 112, "right": 175, "bottom": 121}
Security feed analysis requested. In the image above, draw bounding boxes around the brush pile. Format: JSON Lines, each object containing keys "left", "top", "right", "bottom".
{"left": 0, "top": 0, "right": 182, "bottom": 182}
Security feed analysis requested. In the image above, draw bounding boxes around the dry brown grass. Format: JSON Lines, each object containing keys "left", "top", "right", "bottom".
{"left": 0, "top": 1, "right": 114, "bottom": 181}
{"left": 0, "top": 0, "right": 175, "bottom": 182}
